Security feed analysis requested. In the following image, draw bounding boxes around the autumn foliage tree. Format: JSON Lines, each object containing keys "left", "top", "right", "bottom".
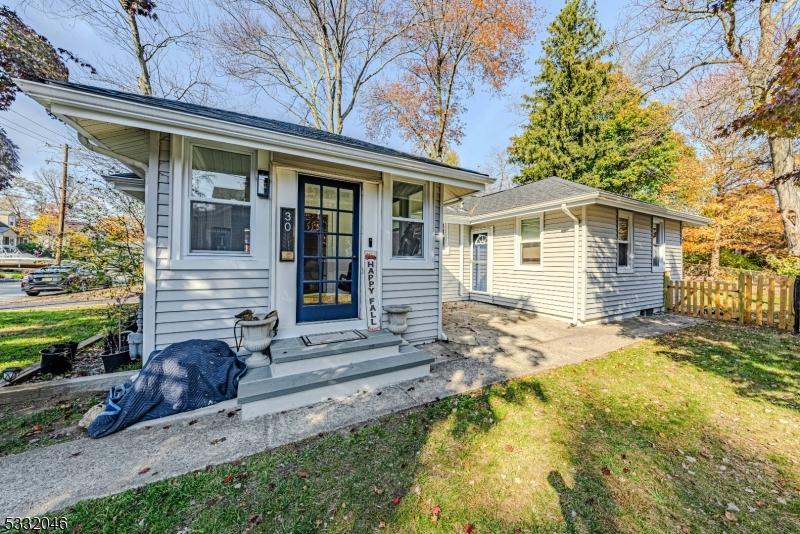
{"left": 0, "top": 7, "right": 71, "bottom": 190}
{"left": 366, "top": 0, "right": 536, "bottom": 160}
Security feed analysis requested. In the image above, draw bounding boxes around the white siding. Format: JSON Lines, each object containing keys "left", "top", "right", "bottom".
{"left": 466, "top": 210, "right": 582, "bottom": 320}
{"left": 381, "top": 184, "right": 442, "bottom": 343}
{"left": 442, "top": 223, "right": 466, "bottom": 302}
{"left": 585, "top": 205, "right": 681, "bottom": 320}
{"left": 152, "top": 136, "right": 270, "bottom": 350}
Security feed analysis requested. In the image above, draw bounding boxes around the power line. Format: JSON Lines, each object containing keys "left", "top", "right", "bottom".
{"left": 7, "top": 109, "right": 74, "bottom": 141}
{"left": 0, "top": 119, "right": 52, "bottom": 145}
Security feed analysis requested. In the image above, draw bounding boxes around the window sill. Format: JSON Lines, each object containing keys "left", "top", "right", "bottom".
{"left": 470, "top": 290, "right": 491, "bottom": 296}
{"left": 513, "top": 264, "right": 543, "bottom": 272}
{"left": 167, "top": 257, "right": 269, "bottom": 270}
{"left": 616, "top": 267, "right": 635, "bottom": 274}
{"left": 384, "top": 258, "right": 435, "bottom": 270}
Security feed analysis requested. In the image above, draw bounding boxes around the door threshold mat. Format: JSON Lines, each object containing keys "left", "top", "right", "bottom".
{"left": 302, "top": 330, "right": 367, "bottom": 346}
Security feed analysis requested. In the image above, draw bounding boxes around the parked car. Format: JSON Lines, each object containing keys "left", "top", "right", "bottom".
{"left": 21, "top": 264, "right": 110, "bottom": 296}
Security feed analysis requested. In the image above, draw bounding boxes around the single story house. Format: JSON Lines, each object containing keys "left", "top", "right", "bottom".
{"left": 17, "top": 79, "right": 707, "bottom": 417}
{"left": 17, "top": 79, "right": 492, "bottom": 417}
{"left": 442, "top": 178, "right": 709, "bottom": 324}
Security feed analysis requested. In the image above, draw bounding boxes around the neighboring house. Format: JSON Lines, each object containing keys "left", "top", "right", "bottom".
{"left": 18, "top": 79, "right": 492, "bottom": 418}
{"left": 0, "top": 211, "right": 20, "bottom": 247}
{"left": 442, "top": 178, "right": 709, "bottom": 324}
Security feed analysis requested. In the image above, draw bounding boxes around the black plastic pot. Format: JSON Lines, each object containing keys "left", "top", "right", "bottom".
{"left": 101, "top": 349, "right": 131, "bottom": 373}
{"left": 51, "top": 341, "right": 78, "bottom": 361}
{"left": 40, "top": 348, "right": 72, "bottom": 375}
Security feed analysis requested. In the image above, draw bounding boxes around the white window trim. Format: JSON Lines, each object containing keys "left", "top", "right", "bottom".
{"left": 170, "top": 136, "right": 270, "bottom": 269}
{"left": 617, "top": 210, "right": 634, "bottom": 273}
{"left": 382, "top": 174, "right": 434, "bottom": 269}
{"left": 514, "top": 213, "right": 544, "bottom": 271}
{"left": 651, "top": 216, "right": 665, "bottom": 273}
{"left": 470, "top": 227, "right": 492, "bottom": 295}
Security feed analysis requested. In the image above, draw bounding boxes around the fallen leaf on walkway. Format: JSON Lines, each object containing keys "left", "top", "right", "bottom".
{"left": 70, "top": 451, "right": 81, "bottom": 457}
{"left": 188, "top": 419, "right": 198, "bottom": 426}
{"left": 227, "top": 411, "right": 236, "bottom": 418}
{"left": 162, "top": 424, "right": 171, "bottom": 430}
{"left": 210, "top": 437, "right": 226, "bottom": 445}
{"left": 138, "top": 467, "right": 150, "bottom": 475}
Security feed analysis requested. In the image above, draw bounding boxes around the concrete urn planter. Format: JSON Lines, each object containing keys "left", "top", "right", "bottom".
{"left": 240, "top": 315, "right": 279, "bottom": 368}
{"left": 384, "top": 305, "right": 412, "bottom": 335}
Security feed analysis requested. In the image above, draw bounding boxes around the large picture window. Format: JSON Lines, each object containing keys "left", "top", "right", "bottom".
{"left": 189, "top": 145, "right": 252, "bottom": 253}
{"left": 391, "top": 180, "right": 425, "bottom": 258}
{"left": 517, "top": 215, "right": 542, "bottom": 267}
{"left": 617, "top": 211, "right": 634, "bottom": 272}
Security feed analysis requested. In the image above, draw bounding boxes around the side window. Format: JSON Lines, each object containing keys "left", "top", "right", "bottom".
{"left": 652, "top": 217, "right": 665, "bottom": 271}
{"left": 617, "top": 211, "right": 634, "bottom": 272}
{"left": 189, "top": 145, "right": 252, "bottom": 253}
{"left": 391, "top": 181, "right": 425, "bottom": 258}
{"left": 518, "top": 215, "right": 543, "bottom": 267}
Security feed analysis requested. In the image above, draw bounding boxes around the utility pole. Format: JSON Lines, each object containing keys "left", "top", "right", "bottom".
{"left": 54, "top": 144, "right": 69, "bottom": 265}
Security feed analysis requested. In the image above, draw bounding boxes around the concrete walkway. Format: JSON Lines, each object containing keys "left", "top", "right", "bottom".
{"left": 0, "top": 305, "right": 700, "bottom": 516}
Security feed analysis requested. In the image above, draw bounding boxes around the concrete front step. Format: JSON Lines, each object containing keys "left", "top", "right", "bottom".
{"left": 238, "top": 346, "right": 433, "bottom": 419}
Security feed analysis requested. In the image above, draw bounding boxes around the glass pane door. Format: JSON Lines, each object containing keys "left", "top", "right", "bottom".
{"left": 297, "top": 175, "right": 360, "bottom": 322}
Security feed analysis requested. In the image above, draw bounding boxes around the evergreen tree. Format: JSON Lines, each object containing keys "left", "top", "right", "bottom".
{"left": 509, "top": 0, "right": 679, "bottom": 202}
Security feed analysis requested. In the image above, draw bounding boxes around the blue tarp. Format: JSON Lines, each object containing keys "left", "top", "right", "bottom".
{"left": 87, "top": 339, "right": 247, "bottom": 438}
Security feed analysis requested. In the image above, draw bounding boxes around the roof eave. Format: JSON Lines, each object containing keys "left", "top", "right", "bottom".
{"left": 16, "top": 79, "right": 491, "bottom": 190}
{"left": 444, "top": 192, "right": 710, "bottom": 226}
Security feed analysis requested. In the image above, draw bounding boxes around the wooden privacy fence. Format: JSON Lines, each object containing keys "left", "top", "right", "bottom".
{"left": 664, "top": 273, "right": 798, "bottom": 331}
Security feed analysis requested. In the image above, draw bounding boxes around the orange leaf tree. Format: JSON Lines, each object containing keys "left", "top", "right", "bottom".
{"left": 366, "top": 0, "right": 537, "bottom": 160}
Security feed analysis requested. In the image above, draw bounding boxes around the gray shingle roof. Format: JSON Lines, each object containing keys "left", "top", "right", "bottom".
{"left": 452, "top": 177, "right": 599, "bottom": 217}
{"left": 44, "top": 80, "right": 486, "bottom": 177}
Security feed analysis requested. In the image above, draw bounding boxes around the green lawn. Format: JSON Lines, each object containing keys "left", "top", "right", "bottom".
{"left": 64, "top": 323, "right": 800, "bottom": 533}
{"left": 0, "top": 306, "right": 115, "bottom": 370}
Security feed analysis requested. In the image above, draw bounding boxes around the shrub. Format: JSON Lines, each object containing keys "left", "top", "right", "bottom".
{"left": 765, "top": 255, "right": 800, "bottom": 276}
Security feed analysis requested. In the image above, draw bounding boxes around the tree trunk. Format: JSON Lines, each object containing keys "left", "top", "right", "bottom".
{"left": 124, "top": 8, "right": 152, "bottom": 96}
{"left": 769, "top": 136, "right": 800, "bottom": 255}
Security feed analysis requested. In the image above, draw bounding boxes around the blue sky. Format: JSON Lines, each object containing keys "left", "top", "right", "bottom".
{"left": 3, "top": 0, "right": 626, "bottom": 178}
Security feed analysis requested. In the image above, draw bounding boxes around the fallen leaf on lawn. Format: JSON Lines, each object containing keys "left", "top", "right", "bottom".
{"left": 242, "top": 513, "right": 263, "bottom": 534}
{"left": 297, "top": 468, "right": 310, "bottom": 479}
{"left": 464, "top": 523, "right": 475, "bottom": 533}
{"left": 601, "top": 467, "right": 611, "bottom": 476}
{"left": 755, "top": 499, "right": 766, "bottom": 507}
{"left": 138, "top": 467, "right": 150, "bottom": 475}
{"left": 392, "top": 496, "right": 402, "bottom": 506}
{"left": 373, "top": 486, "right": 385, "bottom": 496}
{"left": 504, "top": 444, "right": 514, "bottom": 453}
{"left": 223, "top": 475, "right": 234, "bottom": 484}
{"left": 32, "top": 424, "right": 43, "bottom": 433}
{"left": 378, "top": 520, "right": 386, "bottom": 529}
{"left": 431, "top": 505, "right": 441, "bottom": 523}
{"left": 724, "top": 511, "right": 737, "bottom": 522}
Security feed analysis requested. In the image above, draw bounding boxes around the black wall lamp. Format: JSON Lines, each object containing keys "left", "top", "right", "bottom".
{"left": 257, "top": 169, "right": 270, "bottom": 198}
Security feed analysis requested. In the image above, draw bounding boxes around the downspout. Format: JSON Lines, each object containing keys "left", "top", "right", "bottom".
{"left": 437, "top": 185, "right": 448, "bottom": 341}
{"left": 561, "top": 203, "right": 580, "bottom": 326}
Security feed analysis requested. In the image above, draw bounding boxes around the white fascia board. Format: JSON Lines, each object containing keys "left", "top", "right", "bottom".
{"left": 461, "top": 194, "right": 599, "bottom": 224}
{"left": 17, "top": 79, "right": 489, "bottom": 191}
{"left": 594, "top": 193, "right": 710, "bottom": 226}
{"left": 442, "top": 214, "right": 472, "bottom": 224}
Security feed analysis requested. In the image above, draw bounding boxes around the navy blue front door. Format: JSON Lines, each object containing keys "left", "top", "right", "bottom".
{"left": 297, "top": 175, "right": 360, "bottom": 322}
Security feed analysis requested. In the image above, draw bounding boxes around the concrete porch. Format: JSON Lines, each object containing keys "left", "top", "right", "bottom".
{"left": 237, "top": 328, "right": 434, "bottom": 419}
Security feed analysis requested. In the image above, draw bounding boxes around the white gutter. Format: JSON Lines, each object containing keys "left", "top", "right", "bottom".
{"left": 561, "top": 203, "right": 580, "bottom": 326}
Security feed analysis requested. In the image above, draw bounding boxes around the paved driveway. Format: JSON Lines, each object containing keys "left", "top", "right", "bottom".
{"left": 0, "top": 302, "right": 701, "bottom": 517}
